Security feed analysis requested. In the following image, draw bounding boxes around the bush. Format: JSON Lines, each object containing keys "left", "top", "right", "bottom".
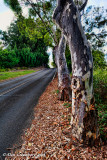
{"left": 0, "top": 49, "right": 19, "bottom": 68}
{"left": 92, "top": 50, "right": 106, "bottom": 69}
{"left": 93, "top": 68, "right": 107, "bottom": 142}
{"left": 0, "top": 46, "right": 49, "bottom": 69}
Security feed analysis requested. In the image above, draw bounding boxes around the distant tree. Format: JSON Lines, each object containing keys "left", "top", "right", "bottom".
{"left": 0, "top": 48, "right": 19, "bottom": 68}
{"left": 0, "top": 19, "right": 49, "bottom": 68}
{"left": 84, "top": 6, "right": 107, "bottom": 69}
{"left": 92, "top": 50, "right": 106, "bottom": 69}
{"left": 4, "top": 0, "right": 21, "bottom": 14}
{"left": 17, "top": 16, "right": 53, "bottom": 47}
{"left": 83, "top": 6, "right": 107, "bottom": 50}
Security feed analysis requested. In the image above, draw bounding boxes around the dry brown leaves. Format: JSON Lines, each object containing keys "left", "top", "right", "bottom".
{"left": 6, "top": 76, "right": 107, "bottom": 160}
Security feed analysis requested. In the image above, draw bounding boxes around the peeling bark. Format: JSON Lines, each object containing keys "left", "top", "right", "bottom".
{"left": 53, "top": 34, "right": 72, "bottom": 101}
{"left": 53, "top": 0, "right": 100, "bottom": 145}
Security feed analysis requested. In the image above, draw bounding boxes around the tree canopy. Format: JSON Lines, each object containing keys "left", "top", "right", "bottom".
{"left": 2, "top": 0, "right": 107, "bottom": 70}
{"left": 0, "top": 18, "right": 49, "bottom": 68}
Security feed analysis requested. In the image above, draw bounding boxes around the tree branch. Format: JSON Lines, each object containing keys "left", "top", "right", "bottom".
{"left": 39, "top": 0, "right": 58, "bottom": 44}
{"left": 78, "top": 0, "right": 88, "bottom": 12}
{"left": 26, "top": 0, "right": 57, "bottom": 44}
{"left": 90, "top": 33, "right": 103, "bottom": 44}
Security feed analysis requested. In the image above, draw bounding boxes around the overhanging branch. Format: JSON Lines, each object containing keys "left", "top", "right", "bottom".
{"left": 78, "top": 0, "right": 88, "bottom": 12}
{"left": 26, "top": 0, "right": 57, "bottom": 44}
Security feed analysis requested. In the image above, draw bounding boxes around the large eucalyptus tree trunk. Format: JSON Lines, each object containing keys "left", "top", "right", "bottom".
{"left": 53, "top": 34, "right": 72, "bottom": 101}
{"left": 53, "top": 0, "right": 100, "bottom": 145}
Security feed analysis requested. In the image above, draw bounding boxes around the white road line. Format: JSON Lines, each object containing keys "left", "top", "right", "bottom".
{"left": 0, "top": 79, "right": 32, "bottom": 96}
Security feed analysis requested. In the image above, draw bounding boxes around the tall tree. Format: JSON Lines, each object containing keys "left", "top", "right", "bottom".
{"left": 0, "top": 19, "right": 49, "bottom": 68}
{"left": 53, "top": 0, "right": 100, "bottom": 145}
{"left": 54, "top": 34, "right": 72, "bottom": 100}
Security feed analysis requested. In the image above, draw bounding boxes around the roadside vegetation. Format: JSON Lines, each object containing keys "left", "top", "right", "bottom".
{"left": 93, "top": 68, "right": 107, "bottom": 142}
{"left": 0, "top": 18, "right": 49, "bottom": 69}
{"left": 0, "top": 69, "right": 38, "bottom": 81}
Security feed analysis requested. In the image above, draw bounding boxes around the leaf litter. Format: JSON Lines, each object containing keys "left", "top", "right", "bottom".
{"left": 6, "top": 75, "right": 107, "bottom": 160}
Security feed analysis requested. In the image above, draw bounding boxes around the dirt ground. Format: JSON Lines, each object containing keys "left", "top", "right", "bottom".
{"left": 6, "top": 76, "right": 107, "bottom": 160}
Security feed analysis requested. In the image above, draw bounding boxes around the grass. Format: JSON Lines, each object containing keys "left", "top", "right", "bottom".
{"left": 93, "top": 68, "right": 107, "bottom": 142}
{"left": 56, "top": 89, "right": 60, "bottom": 94}
{"left": 0, "top": 69, "right": 37, "bottom": 81}
{"left": 63, "top": 102, "right": 71, "bottom": 108}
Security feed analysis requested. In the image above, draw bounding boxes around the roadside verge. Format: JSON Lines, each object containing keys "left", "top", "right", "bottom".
{"left": 5, "top": 75, "right": 106, "bottom": 160}
{"left": 0, "top": 67, "right": 43, "bottom": 82}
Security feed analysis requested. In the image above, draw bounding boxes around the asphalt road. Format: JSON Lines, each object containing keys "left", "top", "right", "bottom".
{"left": 0, "top": 68, "right": 56, "bottom": 158}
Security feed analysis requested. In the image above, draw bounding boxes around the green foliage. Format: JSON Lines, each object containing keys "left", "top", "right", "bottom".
{"left": 51, "top": 62, "right": 56, "bottom": 68}
{"left": 1, "top": 19, "right": 48, "bottom": 50}
{"left": 92, "top": 50, "right": 106, "bottom": 69}
{"left": 74, "top": 0, "right": 84, "bottom": 7}
{"left": 0, "top": 19, "right": 49, "bottom": 68}
{"left": 0, "top": 46, "right": 49, "bottom": 69}
{"left": 0, "top": 48, "right": 19, "bottom": 68}
{"left": 17, "top": 47, "right": 36, "bottom": 67}
{"left": 4, "top": 0, "right": 21, "bottom": 14}
{"left": 63, "top": 102, "right": 71, "bottom": 108}
{"left": 93, "top": 68, "right": 107, "bottom": 89}
{"left": 84, "top": 6, "right": 107, "bottom": 50}
{"left": 17, "top": 16, "right": 53, "bottom": 47}
{"left": 93, "top": 69, "right": 107, "bottom": 142}
{"left": 56, "top": 89, "right": 60, "bottom": 94}
{"left": 65, "top": 45, "right": 72, "bottom": 72}
{"left": 43, "top": 1, "right": 52, "bottom": 11}
{"left": 0, "top": 70, "right": 36, "bottom": 81}
{"left": 17, "top": 16, "right": 36, "bottom": 40}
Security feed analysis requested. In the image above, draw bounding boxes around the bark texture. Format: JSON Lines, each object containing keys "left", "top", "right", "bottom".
{"left": 53, "top": 0, "right": 100, "bottom": 145}
{"left": 53, "top": 34, "right": 72, "bottom": 101}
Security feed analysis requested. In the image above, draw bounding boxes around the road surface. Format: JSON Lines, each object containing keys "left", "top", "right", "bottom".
{"left": 0, "top": 68, "right": 56, "bottom": 158}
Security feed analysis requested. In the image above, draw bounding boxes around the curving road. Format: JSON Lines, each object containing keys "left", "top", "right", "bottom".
{"left": 0, "top": 68, "right": 56, "bottom": 158}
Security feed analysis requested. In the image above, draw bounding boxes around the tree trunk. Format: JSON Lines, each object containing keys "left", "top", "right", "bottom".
{"left": 53, "top": 0, "right": 100, "bottom": 145}
{"left": 53, "top": 34, "right": 72, "bottom": 101}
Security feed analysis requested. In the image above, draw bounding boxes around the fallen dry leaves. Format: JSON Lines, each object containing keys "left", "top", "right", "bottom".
{"left": 6, "top": 75, "right": 107, "bottom": 160}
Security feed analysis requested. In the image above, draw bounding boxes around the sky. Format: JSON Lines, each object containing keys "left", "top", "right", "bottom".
{"left": 0, "top": 0, "right": 14, "bottom": 31}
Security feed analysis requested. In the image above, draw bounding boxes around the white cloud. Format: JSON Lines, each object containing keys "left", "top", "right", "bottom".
{"left": 0, "top": 9, "right": 15, "bottom": 31}
{"left": 87, "top": 0, "right": 107, "bottom": 8}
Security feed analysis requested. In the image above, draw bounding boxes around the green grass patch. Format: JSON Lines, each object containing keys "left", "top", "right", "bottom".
{"left": 63, "top": 102, "right": 71, "bottom": 108}
{"left": 93, "top": 68, "right": 107, "bottom": 142}
{"left": 55, "top": 89, "right": 60, "bottom": 94}
{"left": 0, "top": 69, "right": 37, "bottom": 81}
